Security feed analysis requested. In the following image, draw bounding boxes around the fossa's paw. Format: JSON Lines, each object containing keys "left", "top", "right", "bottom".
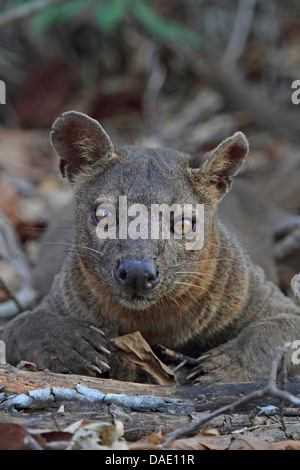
{"left": 187, "top": 345, "right": 253, "bottom": 385}
{"left": 4, "top": 311, "right": 112, "bottom": 377}
{"left": 38, "top": 320, "right": 112, "bottom": 376}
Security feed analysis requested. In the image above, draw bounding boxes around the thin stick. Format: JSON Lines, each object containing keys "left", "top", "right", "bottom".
{"left": 222, "top": 0, "right": 257, "bottom": 65}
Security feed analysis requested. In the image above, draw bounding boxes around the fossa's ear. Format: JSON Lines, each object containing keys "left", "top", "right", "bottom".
{"left": 51, "top": 111, "right": 115, "bottom": 180}
{"left": 188, "top": 132, "right": 249, "bottom": 203}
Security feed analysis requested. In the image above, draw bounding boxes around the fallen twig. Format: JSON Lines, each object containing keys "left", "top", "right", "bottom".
{"left": 162, "top": 89, "right": 223, "bottom": 147}
{"left": 140, "top": 41, "right": 166, "bottom": 147}
{"left": 222, "top": 0, "right": 257, "bottom": 65}
{"left": 157, "top": 344, "right": 199, "bottom": 366}
{"left": 0, "top": 382, "right": 195, "bottom": 415}
{"left": 157, "top": 33, "right": 300, "bottom": 139}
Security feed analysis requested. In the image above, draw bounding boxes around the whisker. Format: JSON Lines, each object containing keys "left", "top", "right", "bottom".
{"left": 37, "top": 242, "right": 106, "bottom": 260}
{"left": 205, "top": 240, "right": 231, "bottom": 249}
{"left": 169, "top": 255, "right": 244, "bottom": 269}
{"left": 177, "top": 284, "right": 203, "bottom": 307}
{"left": 29, "top": 241, "right": 110, "bottom": 266}
{"left": 165, "top": 292, "right": 181, "bottom": 308}
{"left": 165, "top": 292, "right": 186, "bottom": 309}
{"left": 174, "top": 281, "right": 212, "bottom": 298}
{"left": 175, "top": 271, "right": 217, "bottom": 282}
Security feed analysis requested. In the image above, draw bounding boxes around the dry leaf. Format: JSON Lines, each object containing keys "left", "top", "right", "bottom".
{"left": 197, "top": 427, "right": 220, "bottom": 437}
{"left": 229, "top": 435, "right": 272, "bottom": 450}
{"left": 173, "top": 435, "right": 233, "bottom": 451}
{"left": 16, "top": 361, "right": 37, "bottom": 371}
{"left": 39, "top": 431, "right": 72, "bottom": 450}
{"left": 64, "top": 419, "right": 95, "bottom": 434}
{"left": 0, "top": 423, "right": 45, "bottom": 450}
{"left": 129, "top": 431, "right": 166, "bottom": 450}
{"left": 66, "top": 422, "right": 128, "bottom": 450}
{"left": 111, "top": 331, "right": 178, "bottom": 385}
{"left": 270, "top": 440, "right": 300, "bottom": 450}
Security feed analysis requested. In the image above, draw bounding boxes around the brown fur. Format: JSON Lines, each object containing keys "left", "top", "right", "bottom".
{"left": 3, "top": 111, "right": 300, "bottom": 383}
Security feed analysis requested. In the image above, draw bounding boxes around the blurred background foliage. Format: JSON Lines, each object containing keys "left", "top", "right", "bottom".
{"left": 0, "top": 0, "right": 300, "bottom": 308}
{"left": 0, "top": 0, "right": 299, "bottom": 139}
{"left": 0, "top": 0, "right": 300, "bottom": 186}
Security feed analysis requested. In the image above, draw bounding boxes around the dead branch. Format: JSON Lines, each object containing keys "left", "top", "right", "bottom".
{"left": 2, "top": 363, "right": 300, "bottom": 412}
{"left": 222, "top": 0, "right": 257, "bottom": 65}
{"left": 157, "top": 344, "right": 200, "bottom": 366}
{"left": 162, "top": 89, "right": 223, "bottom": 147}
{"left": 159, "top": 36, "right": 300, "bottom": 139}
{"left": 0, "top": 382, "right": 194, "bottom": 415}
{"left": 2, "top": 362, "right": 300, "bottom": 440}
{"left": 140, "top": 41, "right": 166, "bottom": 147}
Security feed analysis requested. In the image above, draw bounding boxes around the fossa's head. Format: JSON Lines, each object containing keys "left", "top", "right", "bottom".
{"left": 51, "top": 111, "right": 248, "bottom": 311}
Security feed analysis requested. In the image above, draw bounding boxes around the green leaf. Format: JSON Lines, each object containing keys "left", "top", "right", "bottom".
{"left": 133, "top": 1, "right": 201, "bottom": 47}
{"left": 94, "top": 0, "right": 129, "bottom": 32}
{"left": 30, "top": 0, "right": 90, "bottom": 35}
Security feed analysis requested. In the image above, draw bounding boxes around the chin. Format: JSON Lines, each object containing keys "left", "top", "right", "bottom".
{"left": 119, "top": 294, "right": 156, "bottom": 311}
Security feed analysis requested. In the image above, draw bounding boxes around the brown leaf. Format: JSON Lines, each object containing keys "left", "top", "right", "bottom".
{"left": 173, "top": 435, "right": 233, "bottom": 451}
{"left": 39, "top": 431, "right": 73, "bottom": 450}
{"left": 270, "top": 440, "right": 300, "bottom": 451}
{"left": 0, "top": 423, "right": 45, "bottom": 450}
{"left": 111, "top": 331, "right": 178, "bottom": 385}
{"left": 16, "top": 361, "right": 37, "bottom": 372}
{"left": 229, "top": 435, "right": 272, "bottom": 450}
{"left": 64, "top": 419, "right": 95, "bottom": 434}
{"left": 197, "top": 427, "right": 220, "bottom": 437}
{"left": 129, "top": 431, "right": 166, "bottom": 450}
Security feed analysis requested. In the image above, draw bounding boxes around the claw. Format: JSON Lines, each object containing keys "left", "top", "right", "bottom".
{"left": 196, "top": 352, "right": 211, "bottom": 363}
{"left": 89, "top": 325, "right": 105, "bottom": 336}
{"left": 97, "top": 344, "right": 111, "bottom": 355}
{"left": 96, "top": 357, "right": 110, "bottom": 372}
{"left": 186, "top": 369, "right": 201, "bottom": 380}
{"left": 88, "top": 364, "right": 103, "bottom": 375}
{"left": 186, "top": 370, "right": 197, "bottom": 380}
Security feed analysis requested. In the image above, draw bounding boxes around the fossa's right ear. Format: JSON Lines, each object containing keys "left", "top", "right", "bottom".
{"left": 51, "top": 111, "right": 116, "bottom": 180}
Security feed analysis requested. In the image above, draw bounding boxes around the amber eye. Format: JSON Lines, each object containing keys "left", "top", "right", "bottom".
{"left": 92, "top": 204, "right": 116, "bottom": 229}
{"left": 173, "top": 218, "right": 195, "bottom": 237}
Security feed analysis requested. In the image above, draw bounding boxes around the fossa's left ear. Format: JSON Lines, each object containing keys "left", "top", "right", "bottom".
{"left": 188, "top": 132, "right": 249, "bottom": 203}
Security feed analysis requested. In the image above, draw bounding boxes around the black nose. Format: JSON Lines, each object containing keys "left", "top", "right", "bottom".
{"left": 114, "top": 258, "right": 161, "bottom": 292}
